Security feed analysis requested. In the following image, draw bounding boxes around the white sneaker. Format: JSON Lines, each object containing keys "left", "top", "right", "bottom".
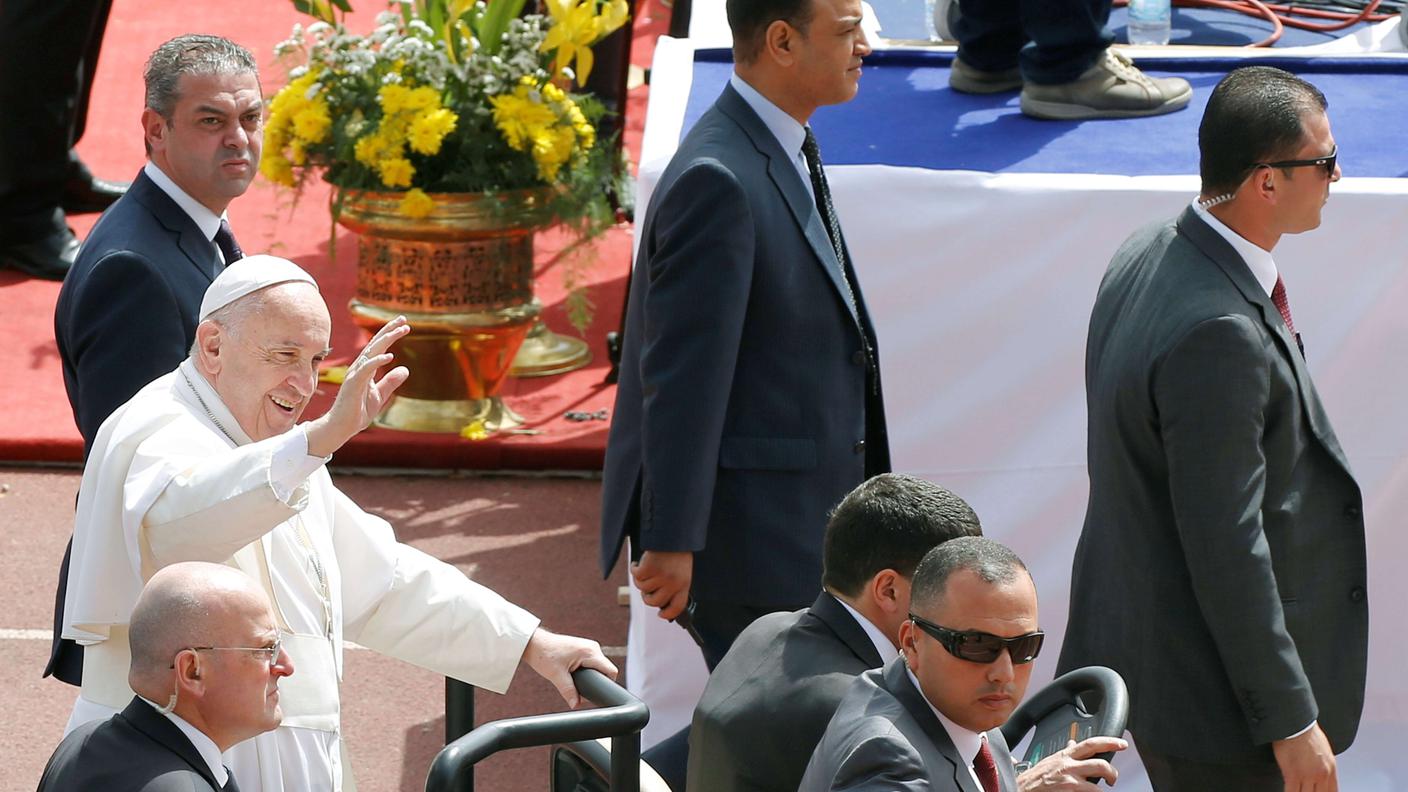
{"left": 1020, "top": 49, "right": 1193, "bottom": 120}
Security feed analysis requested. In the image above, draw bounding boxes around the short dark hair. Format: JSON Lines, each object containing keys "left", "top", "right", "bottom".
{"left": 726, "top": 0, "right": 814, "bottom": 64}
{"left": 909, "top": 536, "right": 1028, "bottom": 613}
{"left": 144, "top": 35, "right": 259, "bottom": 156}
{"left": 1199, "top": 66, "right": 1328, "bottom": 196}
{"left": 822, "top": 474, "right": 983, "bottom": 597}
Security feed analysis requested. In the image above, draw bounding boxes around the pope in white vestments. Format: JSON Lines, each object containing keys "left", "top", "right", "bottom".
{"left": 61, "top": 256, "right": 615, "bottom": 791}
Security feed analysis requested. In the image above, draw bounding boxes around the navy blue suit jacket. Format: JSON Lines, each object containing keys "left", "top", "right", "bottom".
{"left": 48, "top": 168, "right": 224, "bottom": 684}
{"left": 36, "top": 697, "right": 223, "bottom": 791}
{"left": 600, "top": 84, "right": 890, "bottom": 608}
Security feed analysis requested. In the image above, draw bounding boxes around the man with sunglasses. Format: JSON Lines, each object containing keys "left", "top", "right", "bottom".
{"left": 1061, "top": 65, "right": 1366, "bottom": 791}
{"left": 39, "top": 562, "right": 292, "bottom": 791}
{"left": 801, "top": 537, "right": 1052, "bottom": 791}
{"left": 689, "top": 476, "right": 1121, "bottom": 792}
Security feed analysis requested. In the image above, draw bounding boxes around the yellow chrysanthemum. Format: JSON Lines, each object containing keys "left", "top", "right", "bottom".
{"left": 260, "top": 152, "right": 297, "bottom": 187}
{"left": 399, "top": 188, "right": 436, "bottom": 218}
{"left": 490, "top": 90, "right": 558, "bottom": 151}
{"left": 378, "top": 157, "right": 415, "bottom": 188}
{"left": 292, "top": 101, "right": 332, "bottom": 143}
{"left": 355, "top": 132, "right": 399, "bottom": 168}
{"left": 530, "top": 125, "right": 575, "bottom": 181}
{"left": 379, "top": 84, "right": 440, "bottom": 115}
{"left": 408, "top": 108, "right": 458, "bottom": 156}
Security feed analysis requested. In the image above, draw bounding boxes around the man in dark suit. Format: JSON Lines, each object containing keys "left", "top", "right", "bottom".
{"left": 687, "top": 474, "right": 981, "bottom": 791}
{"left": 38, "top": 562, "right": 293, "bottom": 791}
{"left": 48, "top": 34, "right": 260, "bottom": 686}
{"left": 600, "top": 0, "right": 889, "bottom": 672}
{"left": 800, "top": 537, "right": 1041, "bottom": 792}
{"left": 1059, "top": 65, "right": 1367, "bottom": 791}
{"left": 0, "top": 0, "right": 126, "bottom": 280}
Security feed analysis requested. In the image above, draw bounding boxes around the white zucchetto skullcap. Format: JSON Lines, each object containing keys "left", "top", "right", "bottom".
{"left": 199, "top": 254, "right": 320, "bottom": 321}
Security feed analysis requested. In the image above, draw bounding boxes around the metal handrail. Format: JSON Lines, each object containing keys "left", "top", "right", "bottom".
{"left": 425, "top": 669, "right": 649, "bottom": 792}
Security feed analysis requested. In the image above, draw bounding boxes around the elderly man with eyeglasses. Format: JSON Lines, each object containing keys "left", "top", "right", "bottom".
{"left": 39, "top": 562, "right": 293, "bottom": 791}
{"left": 802, "top": 537, "right": 1079, "bottom": 792}
{"left": 60, "top": 255, "right": 616, "bottom": 792}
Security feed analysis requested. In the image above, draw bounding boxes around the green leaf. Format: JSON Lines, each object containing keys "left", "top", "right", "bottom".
{"left": 328, "top": 0, "right": 354, "bottom": 11}
{"left": 478, "top": 0, "right": 526, "bottom": 56}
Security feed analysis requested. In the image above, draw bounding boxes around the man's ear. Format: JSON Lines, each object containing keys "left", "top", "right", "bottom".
{"left": 194, "top": 320, "right": 224, "bottom": 376}
{"left": 869, "top": 569, "right": 902, "bottom": 614}
{"left": 141, "top": 108, "right": 168, "bottom": 155}
{"left": 762, "top": 18, "right": 799, "bottom": 67}
{"left": 898, "top": 618, "right": 919, "bottom": 669}
{"left": 173, "top": 650, "right": 206, "bottom": 698}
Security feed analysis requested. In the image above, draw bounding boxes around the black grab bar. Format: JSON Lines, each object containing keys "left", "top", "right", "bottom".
{"left": 425, "top": 668, "right": 649, "bottom": 792}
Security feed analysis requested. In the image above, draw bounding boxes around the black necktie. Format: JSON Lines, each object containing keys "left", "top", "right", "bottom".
{"left": 221, "top": 767, "right": 241, "bottom": 792}
{"left": 213, "top": 218, "right": 243, "bottom": 271}
{"left": 801, "top": 127, "right": 876, "bottom": 386}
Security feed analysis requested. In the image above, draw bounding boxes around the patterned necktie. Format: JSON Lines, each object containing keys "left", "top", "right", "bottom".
{"left": 221, "top": 767, "right": 242, "bottom": 792}
{"left": 213, "top": 218, "right": 244, "bottom": 270}
{"left": 800, "top": 127, "right": 860, "bottom": 316}
{"left": 973, "top": 739, "right": 1000, "bottom": 792}
{"left": 1271, "top": 275, "right": 1304, "bottom": 353}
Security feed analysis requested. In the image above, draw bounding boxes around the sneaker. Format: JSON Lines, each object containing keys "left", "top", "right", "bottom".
{"left": 950, "top": 57, "right": 1023, "bottom": 94}
{"left": 932, "top": 0, "right": 959, "bottom": 41}
{"left": 1020, "top": 49, "right": 1192, "bottom": 120}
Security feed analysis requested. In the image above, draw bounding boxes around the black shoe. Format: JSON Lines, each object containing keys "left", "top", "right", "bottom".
{"left": 62, "top": 172, "right": 128, "bottom": 214}
{"left": 0, "top": 226, "right": 79, "bottom": 281}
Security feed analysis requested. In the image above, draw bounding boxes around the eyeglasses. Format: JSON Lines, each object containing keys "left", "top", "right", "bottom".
{"left": 171, "top": 637, "right": 283, "bottom": 668}
{"left": 1253, "top": 146, "right": 1337, "bottom": 178}
{"left": 909, "top": 613, "right": 1044, "bottom": 665}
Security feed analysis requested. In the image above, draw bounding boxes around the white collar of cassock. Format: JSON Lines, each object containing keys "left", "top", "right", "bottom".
{"left": 177, "top": 358, "right": 252, "bottom": 446}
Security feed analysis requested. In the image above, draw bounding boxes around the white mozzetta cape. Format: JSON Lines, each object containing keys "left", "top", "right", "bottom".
{"left": 64, "top": 359, "right": 540, "bottom": 791}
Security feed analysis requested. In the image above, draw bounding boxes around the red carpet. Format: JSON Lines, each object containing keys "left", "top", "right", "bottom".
{"left": 0, "top": 0, "right": 667, "bottom": 470}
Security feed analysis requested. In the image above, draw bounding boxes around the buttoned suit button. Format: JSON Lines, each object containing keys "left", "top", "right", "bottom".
{"left": 851, "top": 350, "right": 866, "bottom": 365}
{"left": 1349, "top": 586, "right": 1366, "bottom": 603}
{"left": 853, "top": 440, "right": 866, "bottom": 454}
{"left": 1345, "top": 503, "right": 1361, "bottom": 518}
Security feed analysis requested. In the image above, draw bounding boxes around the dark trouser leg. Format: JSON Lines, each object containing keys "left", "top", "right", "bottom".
{"left": 1017, "top": 0, "right": 1113, "bottom": 84}
{"left": 641, "top": 726, "right": 690, "bottom": 791}
{"left": 691, "top": 600, "right": 781, "bottom": 671}
{"left": 954, "top": 0, "right": 1025, "bottom": 72}
{"left": 1137, "top": 739, "right": 1284, "bottom": 792}
{"left": 0, "top": 0, "right": 109, "bottom": 243}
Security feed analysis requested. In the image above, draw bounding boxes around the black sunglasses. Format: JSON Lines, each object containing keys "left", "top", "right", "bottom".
{"left": 1254, "top": 146, "right": 1337, "bottom": 178}
{"left": 909, "top": 613, "right": 1044, "bottom": 665}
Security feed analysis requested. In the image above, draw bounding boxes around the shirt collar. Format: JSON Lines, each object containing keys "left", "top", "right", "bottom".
{"left": 144, "top": 161, "right": 226, "bottom": 243}
{"left": 729, "top": 72, "right": 808, "bottom": 165}
{"left": 139, "top": 696, "right": 229, "bottom": 785}
{"left": 831, "top": 593, "right": 900, "bottom": 666}
{"left": 904, "top": 666, "right": 987, "bottom": 772}
{"left": 1190, "top": 199, "right": 1278, "bottom": 297}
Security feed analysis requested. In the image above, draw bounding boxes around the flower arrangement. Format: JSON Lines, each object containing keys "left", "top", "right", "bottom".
{"left": 264, "top": 0, "right": 628, "bottom": 220}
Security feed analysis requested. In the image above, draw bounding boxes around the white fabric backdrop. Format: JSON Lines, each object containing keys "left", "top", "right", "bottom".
{"left": 626, "top": 29, "right": 1408, "bottom": 792}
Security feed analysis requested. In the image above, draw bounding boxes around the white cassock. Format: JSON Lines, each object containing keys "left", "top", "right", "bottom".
{"left": 62, "top": 358, "right": 541, "bottom": 791}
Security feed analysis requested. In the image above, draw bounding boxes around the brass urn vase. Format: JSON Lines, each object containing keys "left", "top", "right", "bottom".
{"left": 336, "top": 188, "right": 557, "bottom": 434}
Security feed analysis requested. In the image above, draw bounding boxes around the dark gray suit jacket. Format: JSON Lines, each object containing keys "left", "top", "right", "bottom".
{"left": 48, "top": 168, "right": 226, "bottom": 685}
{"left": 686, "top": 591, "right": 886, "bottom": 792}
{"left": 799, "top": 658, "right": 1019, "bottom": 791}
{"left": 1058, "top": 207, "right": 1368, "bottom": 762}
{"left": 600, "top": 83, "right": 889, "bottom": 609}
{"left": 36, "top": 696, "right": 223, "bottom": 791}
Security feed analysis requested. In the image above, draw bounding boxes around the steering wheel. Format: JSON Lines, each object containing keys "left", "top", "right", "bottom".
{"left": 999, "top": 665, "right": 1129, "bottom": 780}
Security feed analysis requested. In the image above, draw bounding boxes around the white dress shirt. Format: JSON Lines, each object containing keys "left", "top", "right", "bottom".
{"left": 144, "top": 161, "right": 234, "bottom": 269}
{"left": 1191, "top": 200, "right": 1277, "bottom": 297}
{"left": 833, "top": 593, "right": 899, "bottom": 666}
{"left": 729, "top": 72, "right": 815, "bottom": 201}
{"left": 139, "top": 696, "right": 229, "bottom": 786}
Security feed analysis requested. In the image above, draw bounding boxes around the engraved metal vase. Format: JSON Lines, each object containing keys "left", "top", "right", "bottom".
{"left": 336, "top": 188, "right": 556, "bottom": 434}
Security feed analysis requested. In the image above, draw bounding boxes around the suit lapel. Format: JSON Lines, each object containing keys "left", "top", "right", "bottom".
{"left": 119, "top": 696, "right": 223, "bottom": 790}
{"left": 1176, "top": 207, "right": 1353, "bottom": 474}
{"left": 882, "top": 658, "right": 983, "bottom": 792}
{"left": 715, "top": 85, "right": 863, "bottom": 327}
{"left": 127, "top": 169, "right": 223, "bottom": 282}
{"left": 811, "top": 592, "right": 886, "bottom": 668}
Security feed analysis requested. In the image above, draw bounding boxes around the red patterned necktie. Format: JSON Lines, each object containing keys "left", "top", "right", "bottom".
{"left": 973, "top": 739, "right": 1000, "bottom": 792}
{"left": 1271, "top": 275, "right": 1305, "bottom": 354}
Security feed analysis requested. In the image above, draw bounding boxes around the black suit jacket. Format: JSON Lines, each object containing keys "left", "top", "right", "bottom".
{"left": 799, "top": 658, "right": 1019, "bottom": 792}
{"left": 47, "top": 168, "right": 224, "bottom": 684}
{"left": 686, "top": 591, "right": 886, "bottom": 792}
{"left": 36, "top": 696, "right": 223, "bottom": 791}
{"left": 600, "top": 83, "right": 890, "bottom": 609}
{"left": 1059, "top": 207, "right": 1368, "bottom": 762}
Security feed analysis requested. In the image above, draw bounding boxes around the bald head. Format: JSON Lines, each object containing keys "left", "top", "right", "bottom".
{"left": 128, "top": 563, "right": 272, "bottom": 688}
